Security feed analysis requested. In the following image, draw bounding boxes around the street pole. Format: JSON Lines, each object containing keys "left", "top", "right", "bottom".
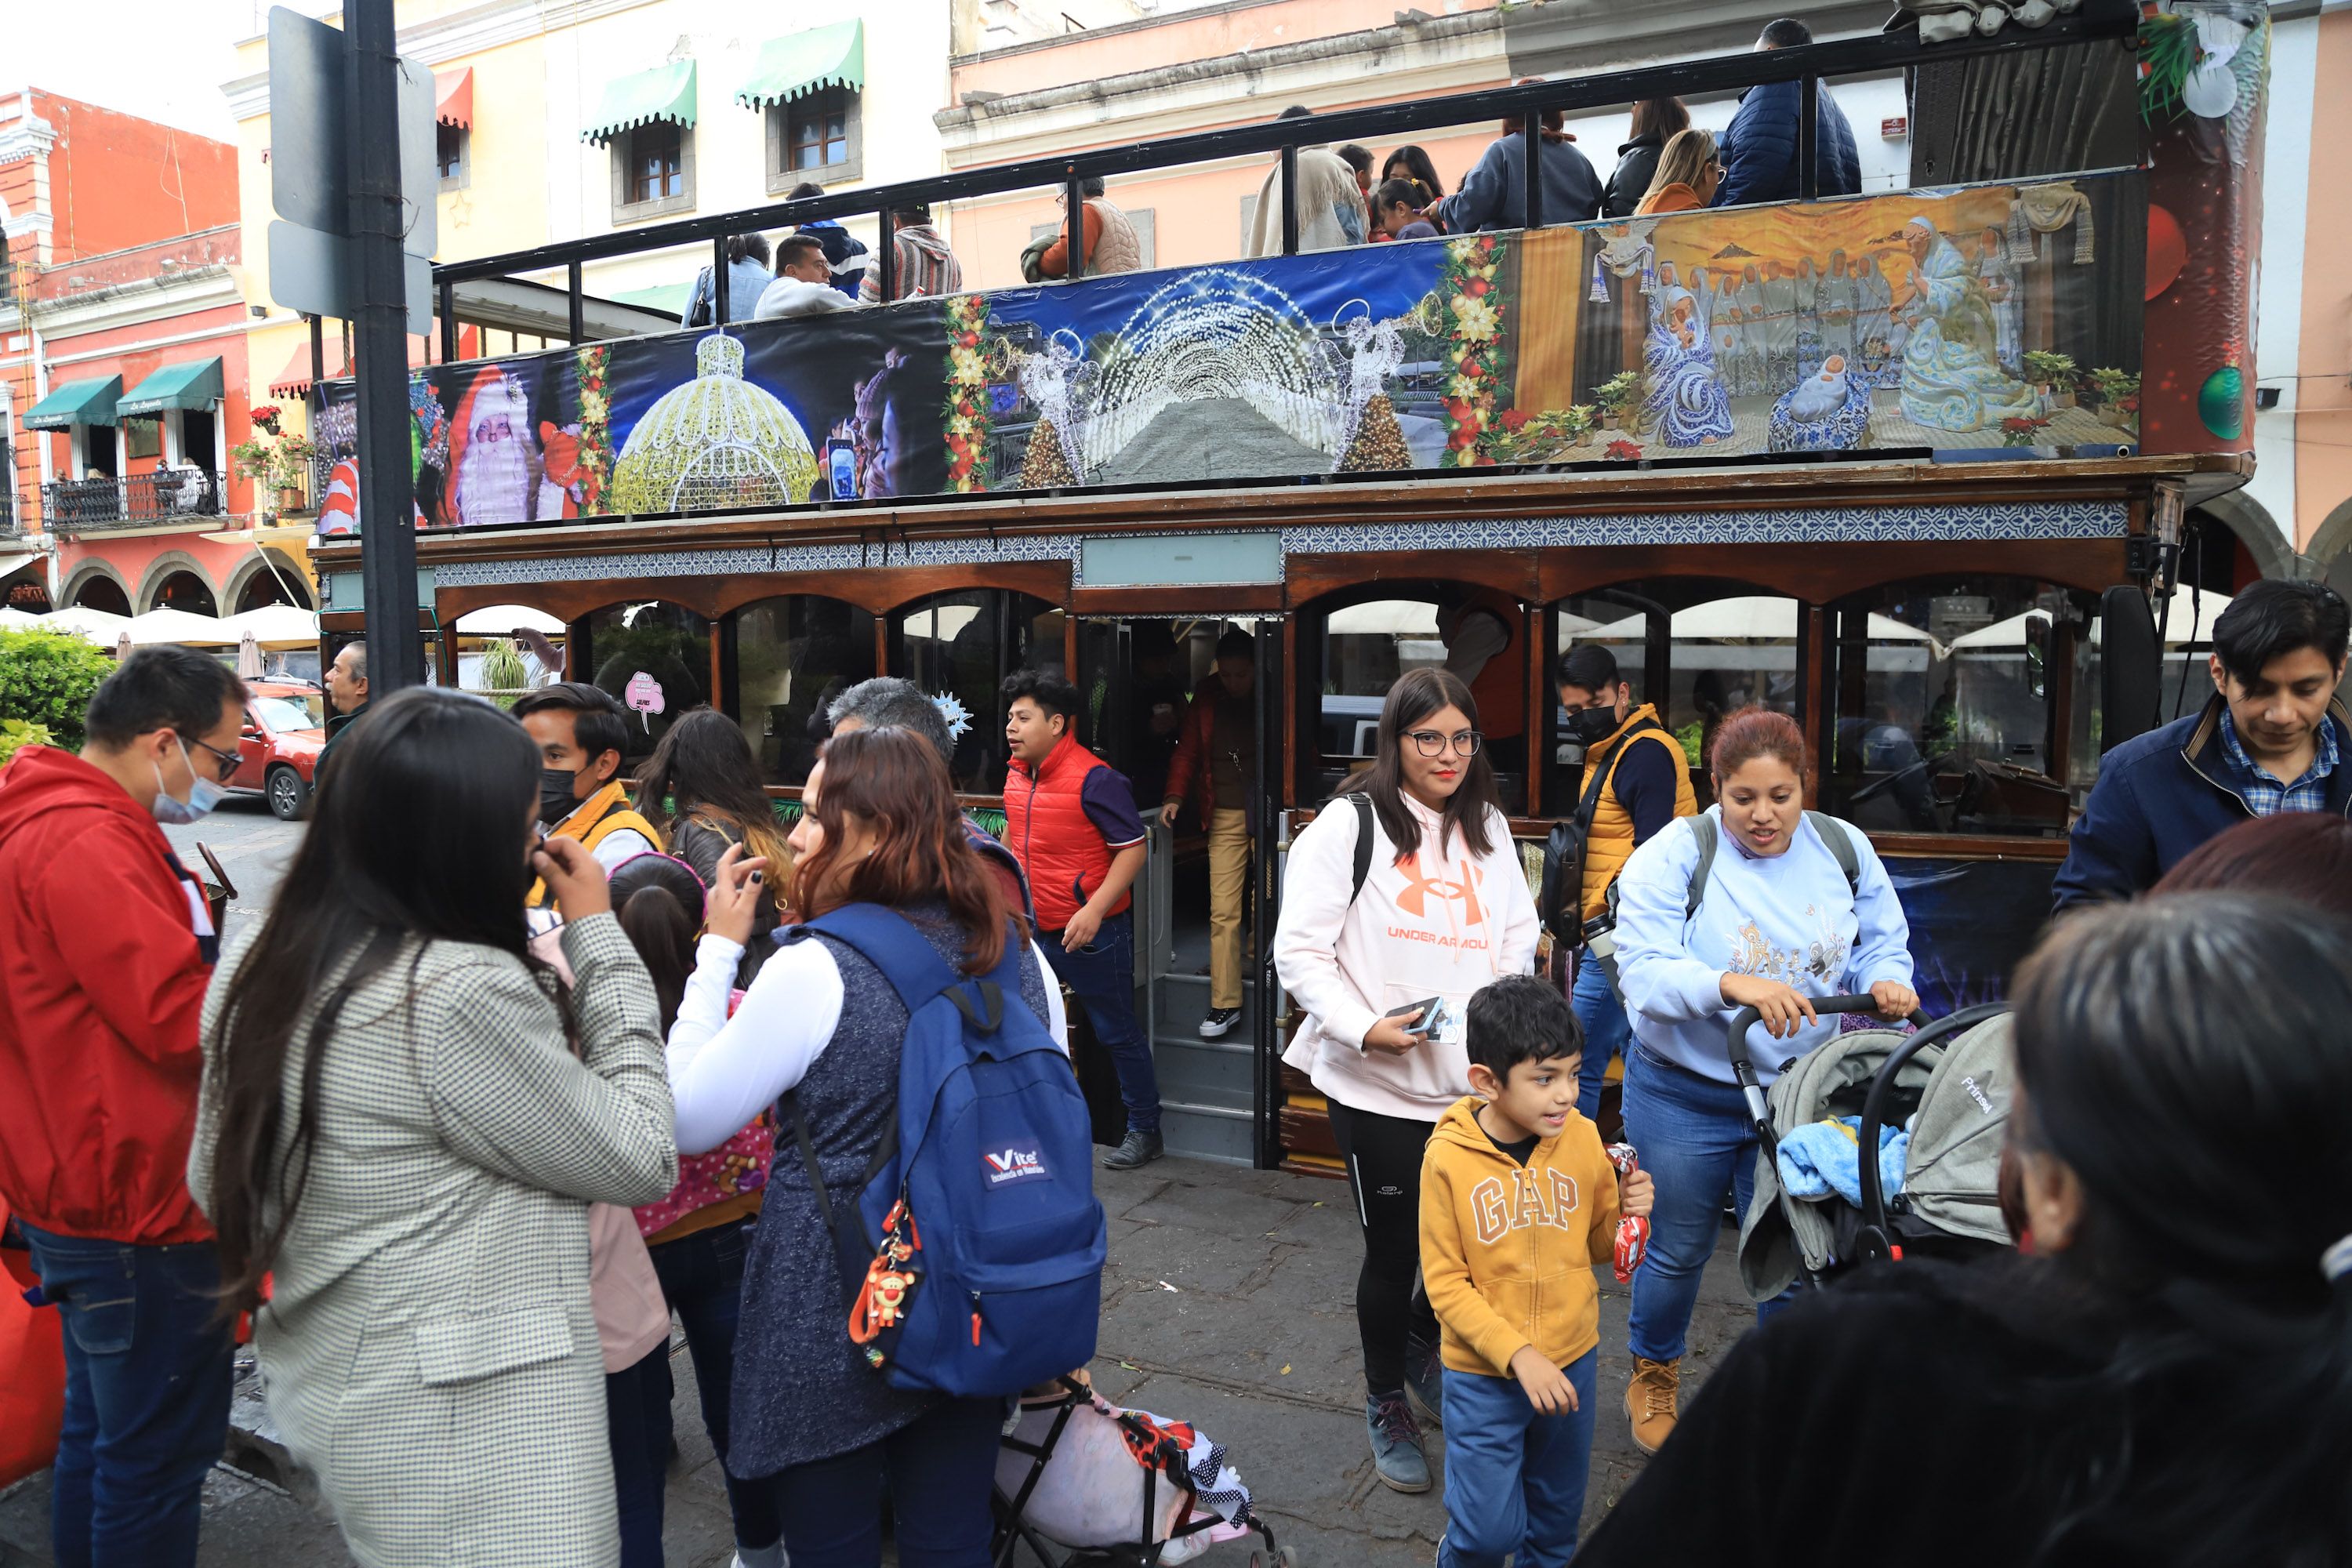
{"left": 346, "top": 0, "right": 425, "bottom": 692}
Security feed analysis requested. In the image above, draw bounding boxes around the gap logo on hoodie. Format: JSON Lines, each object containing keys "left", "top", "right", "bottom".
{"left": 1472, "top": 1167, "right": 1584, "bottom": 1245}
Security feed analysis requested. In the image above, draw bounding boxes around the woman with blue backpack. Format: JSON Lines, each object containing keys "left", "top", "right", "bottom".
{"left": 665, "top": 725, "right": 1080, "bottom": 1567}
{"left": 1608, "top": 706, "right": 1916, "bottom": 1460}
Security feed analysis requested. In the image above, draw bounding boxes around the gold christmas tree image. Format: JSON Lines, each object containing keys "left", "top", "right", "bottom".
{"left": 1020, "top": 418, "right": 1079, "bottom": 488}
{"left": 1338, "top": 394, "right": 1412, "bottom": 472}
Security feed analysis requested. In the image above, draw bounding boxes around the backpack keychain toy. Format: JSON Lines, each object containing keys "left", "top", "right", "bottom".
{"left": 1606, "top": 1143, "right": 1650, "bottom": 1283}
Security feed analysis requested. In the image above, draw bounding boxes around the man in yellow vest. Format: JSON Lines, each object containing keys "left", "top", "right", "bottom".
{"left": 513, "top": 683, "right": 662, "bottom": 909}
{"left": 1558, "top": 644, "right": 1697, "bottom": 1118}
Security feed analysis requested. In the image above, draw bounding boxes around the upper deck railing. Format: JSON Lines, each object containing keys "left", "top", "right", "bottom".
{"left": 428, "top": 0, "right": 2140, "bottom": 350}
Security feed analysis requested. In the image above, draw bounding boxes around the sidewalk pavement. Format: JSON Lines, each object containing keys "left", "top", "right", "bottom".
{"left": 0, "top": 1155, "right": 1764, "bottom": 1567}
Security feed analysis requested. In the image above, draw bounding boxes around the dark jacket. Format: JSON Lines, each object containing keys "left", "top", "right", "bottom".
{"left": 1436, "top": 132, "right": 1603, "bottom": 231}
{"left": 1602, "top": 133, "right": 1667, "bottom": 220}
{"left": 316, "top": 697, "right": 369, "bottom": 785}
{"left": 1712, "top": 79, "right": 1861, "bottom": 208}
{"left": 2051, "top": 695, "right": 2352, "bottom": 911}
{"left": 0, "top": 746, "right": 219, "bottom": 1243}
{"left": 1161, "top": 678, "right": 1249, "bottom": 829}
{"left": 1578, "top": 1259, "right": 2188, "bottom": 1568}
{"left": 798, "top": 219, "right": 869, "bottom": 299}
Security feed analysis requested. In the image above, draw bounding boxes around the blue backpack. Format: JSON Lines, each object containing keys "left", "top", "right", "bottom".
{"left": 782, "top": 904, "right": 1107, "bottom": 1399}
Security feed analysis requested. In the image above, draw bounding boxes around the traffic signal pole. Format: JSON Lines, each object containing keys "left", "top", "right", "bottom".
{"left": 346, "top": 0, "right": 425, "bottom": 692}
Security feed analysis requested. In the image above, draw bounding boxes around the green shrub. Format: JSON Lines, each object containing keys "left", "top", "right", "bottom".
{"left": 0, "top": 718, "right": 54, "bottom": 768}
{"left": 0, "top": 628, "right": 115, "bottom": 750}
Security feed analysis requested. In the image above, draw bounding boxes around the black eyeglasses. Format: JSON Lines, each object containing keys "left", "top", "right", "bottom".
{"left": 1404, "top": 729, "right": 1482, "bottom": 758}
{"left": 183, "top": 734, "right": 241, "bottom": 782}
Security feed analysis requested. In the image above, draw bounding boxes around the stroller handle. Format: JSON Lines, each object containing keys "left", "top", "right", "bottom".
{"left": 1724, "top": 994, "right": 1929, "bottom": 1080}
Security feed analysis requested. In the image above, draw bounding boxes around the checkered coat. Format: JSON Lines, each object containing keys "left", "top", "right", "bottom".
{"left": 191, "top": 913, "right": 678, "bottom": 1567}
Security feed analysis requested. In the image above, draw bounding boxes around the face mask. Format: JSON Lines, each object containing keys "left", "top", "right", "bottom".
{"left": 1564, "top": 706, "right": 1620, "bottom": 745}
{"left": 539, "top": 766, "right": 584, "bottom": 826}
{"left": 151, "top": 739, "right": 227, "bottom": 826}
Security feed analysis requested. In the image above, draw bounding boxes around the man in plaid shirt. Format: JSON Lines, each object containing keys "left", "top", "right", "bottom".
{"left": 2056, "top": 579, "right": 2351, "bottom": 909}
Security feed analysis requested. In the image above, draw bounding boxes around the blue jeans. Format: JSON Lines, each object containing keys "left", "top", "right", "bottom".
{"left": 1437, "top": 1352, "right": 1599, "bottom": 1568}
{"left": 1039, "top": 911, "right": 1159, "bottom": 1134}
{"left": 19, "top": 1223, "right": 234, "bottom": 1568}
{"left": 647, "top": 1214, "right": 782, "bottom": 1553}
{"left": 773, "top": 1394, "right": 1004, "bottom": 1566}
{"left": 604, "top": 1339, "right": 673, "bottom": 1568}
{"left": 1571, "top": 956, "right": 1633, "bottom": 1122}
{"left": 1619, "top": 1046, "right": 1791, "bottom": 1363}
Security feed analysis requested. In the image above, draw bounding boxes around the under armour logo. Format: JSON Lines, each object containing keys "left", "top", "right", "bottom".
{"left": 1394, "top": 853, "right": 1486, "bottom": 925}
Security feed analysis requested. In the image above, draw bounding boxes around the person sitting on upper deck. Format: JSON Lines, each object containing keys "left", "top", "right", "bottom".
{"left": 785, "top": 181, "right": 869, "bottom": 299}
{"left": 1033, "top": 176, "right": 1145, "bottom": 279}
{"left": 1371, "top": 180, "right": 1441, "bottom": 241}
{"left": 1245, "top": 107, "right": 1368, "bottom": 256}
{"left": 754, "top": 234, "right": 859, "bottom": 321}
{"left": 860, "top": 205, "right": 961, "bottom": 303}
{"left": 1432, "top": 83, "right": 1602, "bottom": 233}
{"left": 2052, "top": 580, "right": 2352, "bottom": 911}
{"left": 1711, "top": 19, "right": 1860, "bottom": 209}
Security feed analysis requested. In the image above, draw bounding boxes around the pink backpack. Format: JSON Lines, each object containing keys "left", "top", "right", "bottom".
{"left": 633, "top": 985, "right": 775, "bottom": 1239}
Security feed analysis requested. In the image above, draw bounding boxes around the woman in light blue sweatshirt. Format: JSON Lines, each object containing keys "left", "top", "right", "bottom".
{"left": 1606, "top": 708, "right": 1916, "bottom": 1457}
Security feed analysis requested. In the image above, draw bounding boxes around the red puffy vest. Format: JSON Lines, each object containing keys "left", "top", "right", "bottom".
{"left": 1004, "top": 731, "right": 1131, "bottom": 933}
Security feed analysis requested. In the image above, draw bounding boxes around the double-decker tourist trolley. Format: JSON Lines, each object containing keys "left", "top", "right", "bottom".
{"left": 306, "top": 0, "right": 2270, "bottom": 1174}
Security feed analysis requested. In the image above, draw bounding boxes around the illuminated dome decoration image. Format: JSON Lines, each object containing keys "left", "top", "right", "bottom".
{"left": 609, "top": 333, "right": 818, "bottom": 514}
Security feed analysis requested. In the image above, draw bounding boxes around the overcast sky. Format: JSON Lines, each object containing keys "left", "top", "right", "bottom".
{"left": 16, "top": 0, "right": 263, "bottom": 143}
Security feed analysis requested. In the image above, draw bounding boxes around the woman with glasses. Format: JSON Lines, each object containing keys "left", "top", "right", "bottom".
{"left": 1604, "top": 706, "right": 1915, "bottom": 1460}
{"left": 1272, "top": 667, "right": 1539, "bottom": 1495}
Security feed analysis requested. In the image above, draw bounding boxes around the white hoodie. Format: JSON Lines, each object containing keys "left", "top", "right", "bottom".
{"left": 754, "top": 275, "right": 857, "bottom": 320}
{"left": 1275, "top": 791, "right": 1540, "bottom": 1123}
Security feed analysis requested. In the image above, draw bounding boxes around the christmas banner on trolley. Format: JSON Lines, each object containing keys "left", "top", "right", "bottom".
{"left": 311, "top": 169, "right": 2145, "bottom": 533}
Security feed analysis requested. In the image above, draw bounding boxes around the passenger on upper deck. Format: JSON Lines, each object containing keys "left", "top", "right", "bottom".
{"left": 784, "top": 181, "right": 869, "bottom": 299}
{"left": 1245, "top": 106, "right": 1369, "bottom": 256}
{"left": 754, "top": 234, "right": 858, "bottom": 321}
{"left": 861, "top": 204, "right": 961, "bottom": 302}
{"left": 1033, "top": 176, "right": 1145, "bottom": 279}
{"left": 1434, "top": 82, "right": 1603, "bottom": 232}
{"left": 1712, "top": 19, "right": 1860, "bottom": 209}
{"left": 1605, "top": 97, "right": 1691, "bottom": 220}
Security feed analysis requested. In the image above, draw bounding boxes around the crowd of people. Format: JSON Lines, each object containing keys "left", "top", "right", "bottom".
{"left": 0, "top": 571, "right": 2345, "bottom": 1568}
{"left": 674, "top": 18, "right": 1865, "bottom": 317}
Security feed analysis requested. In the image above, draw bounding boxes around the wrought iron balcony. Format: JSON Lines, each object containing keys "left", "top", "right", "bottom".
{"left": 38, "top": 469, "right": 221, "bottom": 531}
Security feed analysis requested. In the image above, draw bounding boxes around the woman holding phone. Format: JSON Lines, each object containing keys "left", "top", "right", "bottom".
{"left": 1272, "top": 667, "right": 1540, "bottom": 1494}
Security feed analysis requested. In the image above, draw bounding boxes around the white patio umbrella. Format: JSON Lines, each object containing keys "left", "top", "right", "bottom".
{"left": 123, "top": 608, "right": 238, "bottom": 646}
{"left": 220, "top": 604, "right": 321, "bottom": 649}
{"left": 236, "top": 631, "right": 264, "bottom": 679}
{"left": 1327, "top": 600, "right": 1439, "bottom": 635}
{"left": 454, "top": 604, "right": 568, "bottom": 634}
{"left": 42, "top": 605, "right": 133, "bottom": 643}
{"left": 1589, "top": 597, "right": 1940, "bottom": 649}
{"left": 1950, "top": 588, "right": 2234, "bottom": 650}
{"left": 0, "top": 607, "right": 44, "bottom": 628}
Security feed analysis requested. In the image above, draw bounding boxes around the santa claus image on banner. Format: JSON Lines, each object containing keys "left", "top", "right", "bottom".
{"left": 446, "top": 366, "right": 544, "bottom": 526}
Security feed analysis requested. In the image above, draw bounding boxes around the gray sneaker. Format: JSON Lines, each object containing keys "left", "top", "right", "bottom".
{"left": 1100, "top": 1129, "right": 1164, "bottom": 1170}
{"left": 1366, "top": 1391, "right": 1431, "bottom": 1493}
{"left": 1404, "top": 1335, "right": 1445, "bottom": 1429}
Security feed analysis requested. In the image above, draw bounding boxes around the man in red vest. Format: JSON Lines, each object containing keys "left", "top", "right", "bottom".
{"left": 1000, "top": 669, "right": 1161, "bottom": 1168}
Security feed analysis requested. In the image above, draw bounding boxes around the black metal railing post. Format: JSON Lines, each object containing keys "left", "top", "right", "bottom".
{"left": 438, "top": 279, "right": 456, "bottom": 362}
{"left": 712, "top": 234, "right": 730, "bottom": 324}
{"left": 1064, "top": 169, "right": 1084, "bottom": 281}
{"left": 1798, "top": 76, "right": 1820, "bottom": 201}
{"left": 1521, "top": 111, "right": 1544, "bottom": 230}
{"left": 877, "top": 207, "right": 897, "bottom": 299}
{"left": 1279, "top": 144, "right": 1300, "bottom": 256}
{"left": 568, "top": 260, "right": 584, "bottom": 344}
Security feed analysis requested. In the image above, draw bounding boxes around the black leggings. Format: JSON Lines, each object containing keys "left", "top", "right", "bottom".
{"left": 1326, "top": 1098, "right": 1440, "bottom": 1397}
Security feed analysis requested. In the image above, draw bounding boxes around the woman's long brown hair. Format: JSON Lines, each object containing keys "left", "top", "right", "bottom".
{"left": 787, "top": 724, "right": 1015, "bottom": 973}
{"left": 1335, "top": 666, "right": 1503, "bottom": 864}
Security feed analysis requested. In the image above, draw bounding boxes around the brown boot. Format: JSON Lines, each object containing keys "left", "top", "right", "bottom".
{"left": 1625, "top": 1356, "right": 1680, "bottom": 1455}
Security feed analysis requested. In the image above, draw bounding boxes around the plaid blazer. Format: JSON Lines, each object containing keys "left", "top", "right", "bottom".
{"left": 191, "top": 913, "right": 677, "bottom": 1566}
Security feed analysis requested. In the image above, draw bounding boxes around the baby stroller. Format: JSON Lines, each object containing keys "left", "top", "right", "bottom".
{"left": 992, "top": 1376, "right": 1298, "bottom": 1567}
{"left": 1730, "top": 996, "right": 2014, "bottom": 1300}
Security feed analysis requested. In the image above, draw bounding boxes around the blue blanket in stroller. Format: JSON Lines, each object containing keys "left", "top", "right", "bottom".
{"left": 1776, "top": 1116, "right": 1907, "bottom": 1207}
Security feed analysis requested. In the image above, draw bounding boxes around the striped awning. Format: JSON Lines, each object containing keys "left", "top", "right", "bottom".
{"left": 582, "top": 60, "right": 697, "bottom": 146}
{"left": 735, "top": 20, "right": 863, "bottom": 110}
{"left": 436, "top": 67, "right": 474, "bottom": 129}
{"left": 24, "top": 375, "right": 122, "bottom": 430}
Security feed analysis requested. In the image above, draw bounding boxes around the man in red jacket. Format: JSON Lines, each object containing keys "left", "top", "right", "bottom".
{"left": 0, "top": 644, "right": 248, "bottom": 1568}
{"left": 1000, "top": 668, "right": 1161, "bottom": 1168}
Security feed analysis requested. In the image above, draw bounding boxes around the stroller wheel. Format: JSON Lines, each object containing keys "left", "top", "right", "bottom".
{"left": 1250, "top": 1548, "right": 1301, "bottom": 1567}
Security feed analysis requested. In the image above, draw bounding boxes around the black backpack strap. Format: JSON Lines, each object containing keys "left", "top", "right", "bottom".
{"left": 1346, "top": 793, "right": 1375, "bottom": 907}
{"left": 1804, "top": 811, "right": 1861, "bottom": 897}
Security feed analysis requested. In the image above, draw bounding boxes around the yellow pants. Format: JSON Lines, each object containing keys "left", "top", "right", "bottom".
{"left": 1209, "top": 808, "right": 1250, "bottom": 1010}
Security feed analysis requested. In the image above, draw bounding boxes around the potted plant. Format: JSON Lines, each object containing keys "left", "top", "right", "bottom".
{"left": 1605, "top": 437, "right": 1644, "bottom": 462}
{"left": 2023, "top": 351, "right": 2077, "bottom": 408}
{"left": 2085, "top": 368, "right": 2140, "bottom": 426}
{"left": 1592, "top": 371, "right": 1640, "bottom": 430}
{"left": 1562, "top": 404, "right": 1597, "bottom": 448}
{"left": 270, "top": 434, "right": 318, "bottom": 514}
{"left": 2000, "top": 414, "right": 2053, "bottom": 448}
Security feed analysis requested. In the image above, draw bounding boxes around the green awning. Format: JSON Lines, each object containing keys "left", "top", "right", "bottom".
{"left": 117, "top": 358, "right": 224, "bottom": 417}
{"left": 735, "top": 20, "right": 863, "bottom": 109}
{"left": 582, "top": 60, "right": 698, "bottom": 145}
{"left": 23, "top": 375, "right": 122, "bottom": 430}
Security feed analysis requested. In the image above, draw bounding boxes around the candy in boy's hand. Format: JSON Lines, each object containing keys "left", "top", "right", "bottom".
{"left": 1605, "top": 1143, "right": 1651, "bottom": 1284}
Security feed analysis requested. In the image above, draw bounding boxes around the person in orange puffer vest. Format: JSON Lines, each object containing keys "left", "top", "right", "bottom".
{"left": 1556, "top": 643, "right": 1696, "bottom": 1122}
{"left": 1000, "top": 668, "right": 1160, "bottom": 1170}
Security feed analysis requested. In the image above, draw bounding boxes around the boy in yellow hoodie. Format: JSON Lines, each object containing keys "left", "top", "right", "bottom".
{"left": 1421, "top": 974, "right": 1654, "bottom": 1567}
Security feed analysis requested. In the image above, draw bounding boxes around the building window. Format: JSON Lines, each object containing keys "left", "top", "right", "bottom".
{"left": 437, "top": 122, "right": 469, "bottom": 191}
{"left": 611, "top": 122, "right": 695, "bottom": 223}
{"left": 766, "top": 89, "right": 862, "bottom": 194}
{"left": 123, "top": 416, "right": 163, "bottom": 462}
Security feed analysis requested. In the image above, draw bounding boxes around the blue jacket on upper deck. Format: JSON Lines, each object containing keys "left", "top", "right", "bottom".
{"left": 2050, "top": 695, "right": 2352, "bottom": 911}
{"left": 1711, "top": 80, "right": 1860, "bottom": 209}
